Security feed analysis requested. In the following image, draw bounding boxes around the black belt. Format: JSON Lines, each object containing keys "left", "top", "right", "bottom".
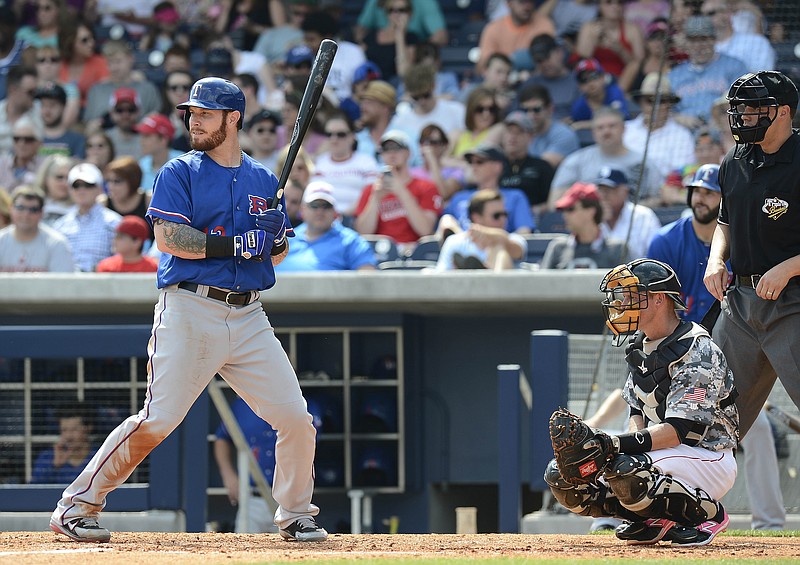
{"left": 736, "top": 274, "right": 762, "bottom": 288}
{"left": 177, "top": 282, "right": 256, "bottom": 306}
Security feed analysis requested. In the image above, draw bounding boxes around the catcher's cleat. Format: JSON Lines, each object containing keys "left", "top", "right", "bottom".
{"left": 50, "top": 517, "right": 111, "bottom": 543}
{"left": 279, "top": 516, "right": 328, "bottom": 542}
{"left": 615, "top": 518, "right": 675, "bottom": 545}
{"left": 669, "top": 509, "right": 730, "bottom": 547}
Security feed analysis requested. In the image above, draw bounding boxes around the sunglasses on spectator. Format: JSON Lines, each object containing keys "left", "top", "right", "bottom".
{"left": 421, "top": 137, "right": 445, "bottom": 146}
{"left": 37, "top": 56, "right": 59, "bottom": 63}
{"left": 475, "top": 104, "right": 498, "bottom": 114}
{"left": 37, "top": 3, "right": 54, "bottom": 11}
{"left": 380, "top": 142, "right": 405, "bottom": 153}
{"left": 72, "top": 182, "right": 98, "bottom": 189}
{"left": 13, "top": 136, "right": 37, "bottom": 143}
{"left": 491, "top": 211, "right": 509, "bottom": 220}
{"left": 702, "top": 9, "right": 720, "bottom": 16}
{"left": 326, "top": 130, "right": 349, "bottom": 138}
{"left": 523, "top": 105, "right": 545, "bottom": 114}
{"left": 387, "top": 7, "right": 410, "bottom": 13}
{"left": 578, "top": 72, "right": 603, "bottom": 84}
{"left": 167, "top": 83, "right": 191, "bottom": 92}
{"left": 469, "top": 158, "right": 488, "bottom": 166}
{"left": 13, "top": 203, "right": 42, "bottom": 213}
{"left": 86, "top": 142, "right": 108, "bottom": 149}
{"left": 114, "top": 106, "right": 137, "bottom": 114}
{"left": 78, "top": 35, "right": 94, "bottom": 44}
{"left": 639, "top": 96, "right": 667, "bottom": 105}
{"left": 560, "top": 207, "right": 576, "bottom": 212}
{"left": 411, "top": 91, "right": 433, "bottom": 102}
{"left": 307, "top": 201, "right": 334, "bottom": 210}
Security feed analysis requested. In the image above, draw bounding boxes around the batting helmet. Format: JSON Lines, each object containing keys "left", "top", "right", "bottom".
{"left": 176, "top": 77, "right": 245, "bottom": 131}
{"left": 726, "top": 71, "right": 798, "bottom": 147}
{"left": 600, "top": 258, "right": 686, "bottom": 346}
{"left": 685, "top": 163, "right": 720, "bottom": 207}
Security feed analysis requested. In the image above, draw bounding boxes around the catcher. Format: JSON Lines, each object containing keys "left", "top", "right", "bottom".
{"left": 545, "top": 259, "right": 739, "bottom": 546}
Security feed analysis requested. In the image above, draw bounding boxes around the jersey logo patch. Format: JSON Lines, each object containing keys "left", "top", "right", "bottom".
{"left": 248, "top": 195, "right": 270, "bottom": 215}
{"left": 762, "top": 197, "right": 788, "bottom": 220}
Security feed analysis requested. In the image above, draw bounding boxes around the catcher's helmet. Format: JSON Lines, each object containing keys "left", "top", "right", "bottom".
{"left": 600, "top": 258, "right": 687, "bottom": 346}
{"left": 685, "top": 163, "right": 720, "bottom": 207}
{"left": 176, "top": 77, "right": 245, "bottom": 131}
{"left": 726, "top": 71, "right": 798, "bottom": 148}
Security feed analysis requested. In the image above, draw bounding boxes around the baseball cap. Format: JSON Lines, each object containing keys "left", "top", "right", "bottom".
{"left": 594, "top": 167, "right": 629, "bottom": 188}
{"left": 529, "top": 34, "right": 559, "bottom": 62}
{"left": 464, "top": 144, "right": 505, "bottom": 163}
{"left": 111, "top": 87, "right": 139, "bottom": 108}
{"left": 646, "top": 20, "right": 670, "bottom": 38}
{"left": 116, "top": 215, "right": 151, "bottom": 241}
{"left": 353, "top": 61, "right": 382, "bottom": 84}
{"left": 153, "top": 2, "right": 180, "bottom": 24}
{"left": 286, "top": 45, "right": 314, "bottom": 67}
{"left": 302, "top": 180, "right": 337, "bottom": 207}
{"left": 684, "top": 16, "right": 716, "bottom": 38}
{"left": 555, "top": 182, "right": 600, "bottom": 210}
{"left": 503, "top": 110, "right": 534, "bottom": 132}
{"left": 68, "top": 163, "right": 104, "bottom": 187}
{"left": 380, "top": 129, "right": 411, "bottom": 150}
{"left": 759, "top": 71, "right": 799, "bottom": 109}
{"left": 34, "top": 82, "right": 67, "bottom": 105}
{"left": 575, "top": 58, "right": 604, "bottom": 82}
{"left": 361, "top": 80, "right": 397, "bottom": 109}
{"left": 135, "top": 113, "right": 176, "bottom": 139}
{"left": 247, "top": 108, "right": 282, "bottom": 130}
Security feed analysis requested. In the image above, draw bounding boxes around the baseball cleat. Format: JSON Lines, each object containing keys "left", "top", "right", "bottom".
{"left": 670, "top": 509, "right": 730, "bottom": 547}
{"left": 279, "top": 516, "right": 328, "bottom": 541}
{"left": 50, "top": 517, "right": 111, "bottom": 543}
{"left": 615, "top": 518, "right": 676, "bottom": 545}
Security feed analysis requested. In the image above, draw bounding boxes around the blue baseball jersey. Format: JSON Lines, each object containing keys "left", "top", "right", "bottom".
{"left": 444, "top": 188, "right": 535, "bottom": 232}
{"left": 276, "top": 221, "right": 377, "bottom": 272}
{"left": 647, "top": 216, "right": 730, "bottom": 323}
{"left": 146, "top": 151, "right": 293, "bottom": 291}
{"left": 215, "top": 397, "right": 276, "bottom": 487}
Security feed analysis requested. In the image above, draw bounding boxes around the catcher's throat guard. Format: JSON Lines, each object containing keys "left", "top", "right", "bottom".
{"left": 600, "top": 264, "right": 647, "bottom": 347}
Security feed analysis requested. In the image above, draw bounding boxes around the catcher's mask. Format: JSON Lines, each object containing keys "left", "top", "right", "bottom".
{"left": 600, "top": 258, "right": 687, "bottom": 346}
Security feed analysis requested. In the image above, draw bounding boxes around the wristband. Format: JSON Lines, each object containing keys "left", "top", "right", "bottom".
{"left": 206, "top": 235, "right": 234, "bottom": 258}
{"left": 614, "top": 430, "right": 653, "bottom": 454}
{"left": 270, "top": 239, "right": 287, "bottom": 256}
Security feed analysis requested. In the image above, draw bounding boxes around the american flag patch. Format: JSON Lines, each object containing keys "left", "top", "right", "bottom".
{"left": 685, "top": 387, "right": 707, "bottom": 402}
{"left": 579, "top": 461, "right": 598, "bottom": 477}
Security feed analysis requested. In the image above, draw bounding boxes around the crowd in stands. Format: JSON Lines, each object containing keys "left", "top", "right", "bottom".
{"left": 0, "top": 0, "right": 799, "bottom": 273}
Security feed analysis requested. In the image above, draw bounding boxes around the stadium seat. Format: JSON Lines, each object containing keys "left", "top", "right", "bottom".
{"left": 362, "top": 234, "right": 401, "bottom": 263}
{"left": 653, "top": 205, "right": 687, "bottom": 226}
{"left": 409, "top": 236, "right": 440, "bottom": 262}
{"left": 522, "top": 233, "right": 565, "bottom": 265}
{"left": 536, "top": 211, "right": 568, "bottom": 234}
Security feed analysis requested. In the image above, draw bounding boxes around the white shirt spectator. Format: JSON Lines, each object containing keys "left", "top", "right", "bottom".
{"left": 715, "top": 33, "right": 775, "bottom": 74}
{"left": 623, "top": 115, "right": 696, "bottom": 180}
{"left": 602, "top": 201, "right": 661, "bottom": 260}
{"left": 0, "top": 223, "right": 75, "bottom": 272}
{"left": 312, "top": 152, "right": 381, "bottom": 215}
{"left": 436, "top": 229, "right": 527, "bottom": 270}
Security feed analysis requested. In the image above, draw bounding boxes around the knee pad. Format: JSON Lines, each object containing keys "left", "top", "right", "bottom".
{"left": 544, "top": 459, "right": 639, "bottom": 521}
{"left": 604, "top": 454, "right": 718, "bottom": 525}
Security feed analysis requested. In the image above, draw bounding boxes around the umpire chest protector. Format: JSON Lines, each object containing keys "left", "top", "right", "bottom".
{"left": 625, "top": 321, "right": 699, "bottom": 425}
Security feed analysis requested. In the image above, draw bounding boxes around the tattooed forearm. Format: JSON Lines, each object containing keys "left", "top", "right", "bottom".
{"left": 154, "top": 218, "right": 206, "bottom": 258}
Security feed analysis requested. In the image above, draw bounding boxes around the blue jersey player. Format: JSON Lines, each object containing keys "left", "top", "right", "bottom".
{"left": 50, "top": 78, "right": 328, "bottom": 543}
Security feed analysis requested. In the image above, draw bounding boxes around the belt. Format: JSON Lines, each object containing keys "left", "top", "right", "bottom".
{"left": 177, "top": 282, "right": 257, "bottom": 306}
{"left": 736, "top": 274, "right": 762, "bottom": 288}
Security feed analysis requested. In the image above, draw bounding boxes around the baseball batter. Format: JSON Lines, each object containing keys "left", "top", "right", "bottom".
{"left": 50, "top": 78, "right": 327, "bottom": 543}
{"left": 546, "top": 259, "right": 739, "bottom": 546}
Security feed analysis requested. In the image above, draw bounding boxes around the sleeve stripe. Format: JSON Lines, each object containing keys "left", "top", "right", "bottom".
{"left": 147, "top": 207, "right": 191, "bottom": 223}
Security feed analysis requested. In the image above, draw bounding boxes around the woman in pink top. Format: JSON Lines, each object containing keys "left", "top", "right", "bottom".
{"left": 57, "top": 20, "right": 109, "bottom": 112}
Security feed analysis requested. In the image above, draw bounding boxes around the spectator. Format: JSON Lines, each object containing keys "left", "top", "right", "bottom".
{"left": 549, "top": 107, "right": 662, "bottom": 207}
{"left": 232, "top": 73, "right": 267, "bottom": 148}
{"left": 30, "top": 402, "right": 97, "bottom": 484}
{"left": 517, "top": 84, "right": 580, "bottom": 169}
{"left": 276, "top": 144, "right": 314, "bottom": 188}
{"left": 436, "top": 189, "right": 526, "bottom": 271}
{"left": 210, "top": 0, "right": 285, "bottom": 52}
{"left": 452, "top": 87, "right": 504, "bottom": 160}
{"left": 618, "top": 19, "right": 673, "bottom": 94}
{"left": 499, "top": 111, "right": 554, "bottom": 212}
{"left": 0, "top": 5, "right": 25, "bottom": 100}
{"left": 83, "top": 40, "right": 163, "bottom": 124}
{"left": 541, "top": 182, "right": 627, "bottom": 269}
{"left": 138, "top": 1, "right": 192, "bottom": 53}
{"left": 340, "top": 60, "right": 382, "bottom": 124}
{"left": 355, "top": 0, "right": 447, "bottom": 46}
{"left": 354, "top": 130, "right": 440, "bottom": 249}
{"left": 595, "top": 167, "right": 660, "bottom": 259}
{"left": 253, "top": 0, "right": 308, "bottom": 69}
{"left": 101, "top": 157, "right": 150, "bottom": 223}
{"left": 0, "top": 190, "right": 10, "bottom": 229}
{"left": 476, "top": 0, "right": 556, "bottom": 72}
{"left": 708, "top": 95, "right": 735, "bottom": 154}
{"left": 160, "top": 70, "right": 194, "bottom": 152}
{"left": 623, "top": 0, "right": 670, "bottom": 38}
{"left": 354, "top": 80, "right": 398, "bottom": 162}
{"left": 34, "top": 45, "right": 80, "bottom": 129}
{"left": 277, "top": 181, "right": 377, "bottom": 272}
{"left": 104, "top": 88, "right": 143, "bottom": 160}
{"left": 460, "top": 53, "right": 514, "bottom": 113}
{"left": 0, "top": 117, "right": 45, "bottom": 192}
{"left": 84, "top": 131, "right": 115, "bottom": 171}
{"left": 443, "top": 144, "right": 535, "bottom": 234}
{"left": 136, "top": 114, "right": 181, "bottom": 194}
{"left": 409, "top": 43, "right": 461, "bottom": 101}
{"left": 701, "top": 0, "right": 774, "bottom": 73}
{"left": 575, "top": 0, "right": 645, "bottom": 78}
{"left": 95, "top": 0, "right": 161, "bottom": 39}
{"left": 36, "top": 82, "right": 85, "bottom": 158}
{"left": 161, "top": 44, "right": 192, "bottom": 74}
{"left": 410, "top": 124, "right": 465, "bottom": 201}
{"left": 538, "top": 0, "right": 598, "bottom": 38}
{"left": 243, "top": 109, "right": 281, "bottom": 172}
{"left": 57, "top": 19, "right": 110, "bottom": 111}
{"left": 53, "top": 162, "right": 121, "bottom": 272}
{"left": 0, "top": 184, "right": 74, "bottom": 272}
{"left": 276, "top": 90, "right": 326, "bottom": 157}
{"left": 358, "top": 0, "right": 418, "bottom": 83}
{"left": 35, "top": 153, "right": 76, "bottom": 225}
{"left": 283, "top": 178, "right": 305, "bottom": 229}
{"left": 15, "top": 0, "right": 66, "bottom": 50}
{"left": 0, "top": 66, "right": 43, "bottom": 156}
{"left": 96, "top": 215, "right": 158, "bottom": 272}
{"left": 669, "top": 16, "right": 746, "bottom": 129}
{"left": 568, "top": 58, "right": 630, "bottom": 135}
{"left": 313, "top": 113, "right": 380, "bottom": 220}
{"left": 623, "top": 73, "right": 695, "bottom": 198}
{"left": 517, "top": 34, "right": 580, "bottom": 121}
{"left": 693, "top": 127, "right": 725, "bottom": 166}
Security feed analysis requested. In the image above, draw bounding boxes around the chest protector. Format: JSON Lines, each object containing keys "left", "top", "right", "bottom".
{"left": 624, "top": 321, "right": 701, "bottom": 426}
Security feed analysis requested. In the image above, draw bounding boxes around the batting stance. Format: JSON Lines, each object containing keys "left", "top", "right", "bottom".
{"left": 50, "top": 78, "right": 328, "bottom": 543}
{"left": 545, "top": 259, "right": 739, "bottom": 546}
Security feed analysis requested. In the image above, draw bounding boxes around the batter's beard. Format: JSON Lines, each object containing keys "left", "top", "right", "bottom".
{"left": 190, "top": 120, "right": 228, "bottom": 151}
{"left": 692, "top": 205, "right": 718, "bottom": 225}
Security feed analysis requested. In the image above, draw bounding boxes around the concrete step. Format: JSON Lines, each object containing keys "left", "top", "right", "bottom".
{"left": 0, "top": 510, "right": 185, "bottom": 532}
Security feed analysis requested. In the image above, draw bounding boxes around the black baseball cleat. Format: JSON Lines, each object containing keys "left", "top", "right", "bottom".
{"left": 50, "top": 517, "right": 111, "bottom": 543}
{"left": 668, "top": 509, "right": 730, "bottom": 547}
{"left": 615, "top": 519, "right": 676, "bottom": 545}
{"left": 279, "top": 516, "right": 328, "bottom": 541}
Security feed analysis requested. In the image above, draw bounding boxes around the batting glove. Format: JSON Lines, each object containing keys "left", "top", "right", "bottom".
{"left": 255, "top": 209, "right": 287, "bottom": 246}
{"left": 233, "top": 229, "right": 267, "bottom": 259}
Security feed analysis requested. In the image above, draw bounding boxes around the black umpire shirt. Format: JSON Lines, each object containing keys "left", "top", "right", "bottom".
{"left": 718, "top": 130, "right": 800, "bottom": 276}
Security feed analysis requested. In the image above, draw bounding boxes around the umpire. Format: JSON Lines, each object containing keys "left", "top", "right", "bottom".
{"left": 704, "top": 70, "right": 800, "bottom": 436}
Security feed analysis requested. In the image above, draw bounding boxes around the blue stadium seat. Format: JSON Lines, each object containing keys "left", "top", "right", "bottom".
{"left": 362, "top": 234, "right": 401, "bottom": 263}
{"left": 409, "top": 236, "right": 440, "bottom": 262}
{"left": 522, "top": 233, "right": 565, "bottom": 265}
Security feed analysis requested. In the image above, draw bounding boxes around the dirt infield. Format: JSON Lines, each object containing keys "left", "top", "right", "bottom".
{"left": 1, "top": 532, "right": 799, "bottom": 564}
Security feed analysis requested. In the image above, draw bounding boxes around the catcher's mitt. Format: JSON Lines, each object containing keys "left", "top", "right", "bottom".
{"left": 549, "top": 408, "right": 616, "bottom": 485}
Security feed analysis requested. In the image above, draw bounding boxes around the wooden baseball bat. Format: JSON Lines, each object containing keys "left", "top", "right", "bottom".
{"left": 764, "top": 401, "right": 800, "bottom": 434}
{"left": 272, "top": 38, "right": 338, "bottom": 209}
